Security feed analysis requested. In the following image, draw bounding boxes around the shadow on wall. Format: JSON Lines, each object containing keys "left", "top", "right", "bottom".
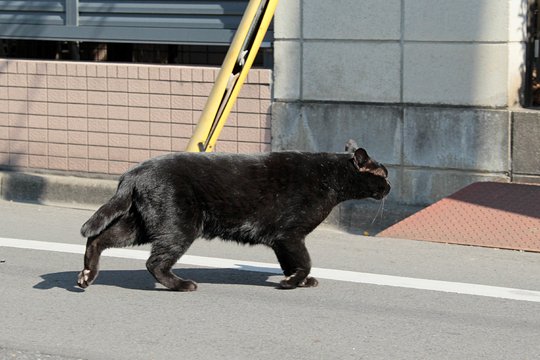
{"left": 0, "top": 171, "right": 46, "bottom": 203}
{"left": 448, "top": 182, "right": 540, "bottom": 219}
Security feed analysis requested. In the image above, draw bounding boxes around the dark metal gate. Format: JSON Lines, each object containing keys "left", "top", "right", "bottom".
{"left": 525, "top": 0, "right": 540, "bottom": 106}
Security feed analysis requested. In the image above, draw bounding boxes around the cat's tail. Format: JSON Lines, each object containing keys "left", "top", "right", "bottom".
{"left": 80, "top": 179, "right": 133, "bottom": 238}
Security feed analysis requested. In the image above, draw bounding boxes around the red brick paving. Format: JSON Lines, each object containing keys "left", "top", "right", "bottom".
{"left": 378, "top": 182, "right": 540, "bottom": 252}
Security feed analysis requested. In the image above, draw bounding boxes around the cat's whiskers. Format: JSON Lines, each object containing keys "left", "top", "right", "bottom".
{"left": 371, "top": 197, "right": 386, "bottom": 225}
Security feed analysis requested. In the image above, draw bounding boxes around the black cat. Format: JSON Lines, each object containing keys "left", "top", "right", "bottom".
{"left": 78, "top": 141, "right": 390, "bottom": 291}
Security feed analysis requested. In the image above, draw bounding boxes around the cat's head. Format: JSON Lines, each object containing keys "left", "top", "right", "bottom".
{"left": 346, "top": 140, "right": 391, "bottom": 200}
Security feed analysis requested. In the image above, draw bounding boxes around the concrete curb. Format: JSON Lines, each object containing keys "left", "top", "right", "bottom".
{"left": 0, "top": 171, "right": 117, "bottom": 209}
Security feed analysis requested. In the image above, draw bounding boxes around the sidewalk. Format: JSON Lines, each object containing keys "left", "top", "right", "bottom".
{"left": 379, "top": 181, "right": 540, "bottom": 252}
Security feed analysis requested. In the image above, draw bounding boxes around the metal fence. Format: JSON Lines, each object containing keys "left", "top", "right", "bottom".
{"left": 0, "top": 0, "right": 272, "bottom": 47}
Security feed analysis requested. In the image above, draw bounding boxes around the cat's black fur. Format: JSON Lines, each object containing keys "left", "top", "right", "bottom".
{"left": 78, "top": 141, "right": 390, "bottom": 291}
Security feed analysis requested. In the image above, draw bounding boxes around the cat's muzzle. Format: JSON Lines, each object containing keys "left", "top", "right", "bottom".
{"left": 374, "top": 182, "right": 391, "bottom": 200}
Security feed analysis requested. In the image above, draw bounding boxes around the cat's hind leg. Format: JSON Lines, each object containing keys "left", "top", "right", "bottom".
{"left": 77, "top": 235, "right": 104, "bottom": 288}
{"left": 146, "top": 234, "right": 197, "bottom": 291}
{"left": 78, "top": 214, "right": 143, "bottom": 288}
{"left": 272, "top": 239, "right": 318, "bottom": 289}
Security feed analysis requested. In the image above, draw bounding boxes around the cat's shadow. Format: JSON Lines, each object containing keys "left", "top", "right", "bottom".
{"left": 34, "top": 267, "right": 280, "bottom": 293}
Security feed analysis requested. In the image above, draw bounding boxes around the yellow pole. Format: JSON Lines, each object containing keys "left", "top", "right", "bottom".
{"left": 185, "top": 0, "right": 279, "bottom": 152}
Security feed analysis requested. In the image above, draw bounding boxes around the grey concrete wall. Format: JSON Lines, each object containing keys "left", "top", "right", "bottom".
{"left": 274, "top": 0, "right": 525, "bottom": 106}
{"left": 272, "top": 102, "right": 510, "bottom": 206}
{"left": 272, "top": 0, "right": 536, "bottom": 207}
{"left": 512, "top": 110, "right": 540, "bottom": 184}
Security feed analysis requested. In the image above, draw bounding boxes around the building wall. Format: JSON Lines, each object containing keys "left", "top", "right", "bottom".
{"left": 1, "top": 1, "right": 538, "bottom": 211}
{"left": 272, "top": 0, "right": 538, "bottom": 206}
{"left": 0, "top": 59, "right": 272, "bottom": 177}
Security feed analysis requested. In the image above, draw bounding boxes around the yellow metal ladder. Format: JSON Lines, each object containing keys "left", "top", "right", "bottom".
{"left": 185, "top": 0, "right": 278, "bottom": 152}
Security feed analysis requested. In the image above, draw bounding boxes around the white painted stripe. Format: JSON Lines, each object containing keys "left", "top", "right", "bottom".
{"left": 2, "top": 237, "right": 540, "bottom": 303}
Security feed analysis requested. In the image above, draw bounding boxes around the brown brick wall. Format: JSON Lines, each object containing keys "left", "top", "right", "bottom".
{"left": 0, "top": 59, "right": 272, "bottom": 176}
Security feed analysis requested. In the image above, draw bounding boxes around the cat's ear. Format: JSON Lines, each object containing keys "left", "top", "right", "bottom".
{"left": 345, "top": 139, "right": 358, "bottom": 153}
{"left": 353, "top": 148, "right": 370, "bottom": 167}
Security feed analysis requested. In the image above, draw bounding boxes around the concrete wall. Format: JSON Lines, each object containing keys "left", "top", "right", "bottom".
{"left": 273, "top": 0, "right": 538, "bottom": 206}
{"left": 0, "top": 59, "right": 272, "bottom": 177}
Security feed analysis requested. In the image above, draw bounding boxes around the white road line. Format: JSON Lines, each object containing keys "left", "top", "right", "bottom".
{"left": 2, "top": 237, "right": 540, "bottom": 303}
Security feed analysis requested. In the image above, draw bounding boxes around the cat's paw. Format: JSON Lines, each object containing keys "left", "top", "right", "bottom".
{"left": 77, "top": 269, "right": 96, "bottom": 289}
{"left": 279, "top": 278, "right": 297, "bottom": 289}
{"left": 279, "top": 276, "right": 318, "bottom": 289}
{"left": 298, "top": 276, "right": 318, "bottom": 288}
{"left": 172, "top": 279, "right": 198, "bottom": 292}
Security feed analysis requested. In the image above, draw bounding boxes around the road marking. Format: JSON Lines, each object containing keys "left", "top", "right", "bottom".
{"left": 2, "top": 237, "right": 540, "bottom": 303}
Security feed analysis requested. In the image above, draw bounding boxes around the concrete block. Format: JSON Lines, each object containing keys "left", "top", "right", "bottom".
{"left": 274, "top": 0, "right": 301, "bottom": 39}
{"left": 303, "top": 0, "right": 401, "bottom": 40}
{"left": 303, "top": 41, "right": 400, "bottom": 103}
{"left": 401, "top": 169, "right": 509, "bottom": 205}
{"left": 512, "top": 111, "right": 540, "bottom": 175}
{"left": 405, "top": 0, "right": 510, "bottom": 42}
{"left": 512, "top": 174, "right": 540, "bottom": 185}
{"left": 404, "top": 107, "right": 509, "bottom": 172}
{"left": 272, "top": 101, "right": 402, "bottom": 165}
{"left": 273, "top": 40, "right": 301, "bottom": 100}
{"left": 271, "top": 101, "right": 301, "bottom": 151}
{"left": 403, "top": 43, "right": 508, "bottom": 106}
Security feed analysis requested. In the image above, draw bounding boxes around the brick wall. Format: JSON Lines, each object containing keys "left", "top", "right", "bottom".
{"left": 0, "top": 59, "right": 272, "bottom": 177}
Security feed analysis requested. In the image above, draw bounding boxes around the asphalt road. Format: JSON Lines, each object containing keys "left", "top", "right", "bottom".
{"left": 1, "top": 200, "right": 540, "bottom": 360}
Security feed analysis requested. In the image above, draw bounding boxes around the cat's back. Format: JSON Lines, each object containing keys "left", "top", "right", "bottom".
{"left": 129, "top": 150, "right": 308, "bottom": 174}
{"left": 124, "top": 150, "right": 340, "bottom": 189}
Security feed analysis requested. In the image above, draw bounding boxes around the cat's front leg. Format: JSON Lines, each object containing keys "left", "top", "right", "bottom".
{"left": 272, "top": 239, "right": 319, "bottom": 289}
